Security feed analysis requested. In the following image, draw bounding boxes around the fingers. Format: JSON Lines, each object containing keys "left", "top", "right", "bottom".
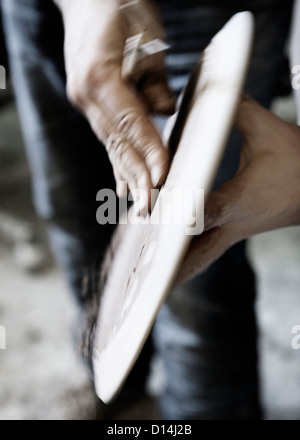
{"left": 75, "top": 67, "right": 170, "bottom": 210}
{"left": 175, "top": 96, "right": 263, "bottom": 284}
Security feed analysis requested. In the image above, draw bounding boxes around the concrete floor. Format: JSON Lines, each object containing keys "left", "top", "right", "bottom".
{"left": 0, "top": 90, "right": 299, "bottom": 420}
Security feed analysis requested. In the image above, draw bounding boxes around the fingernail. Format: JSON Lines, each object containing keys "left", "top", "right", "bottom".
{"left": 117, "top": 181, "right": 128, "bottom": 198}
{"left": 134, "top": 205, "right": 141, "bottom": 217}
{"left": 134, "top": 195, "right": 148, "bottom": 216}
{"left": 151, "top": 165, "right": 163, "bottom": 188}
{"left": 134, "top": 199, "right": 144, "bottom": 216}
{"left": 156, "top": 93, "right": 176, "bottom": 114}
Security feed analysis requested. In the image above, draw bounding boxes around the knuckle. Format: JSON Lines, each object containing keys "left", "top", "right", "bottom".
{"left": 106, "top": 133, "right": 126, "bottom": 158}
{"left": 122, "top": 151, "right": 147, "bottom": 182}
{"left": 66, "top": 76, "right": 83, "bottom": 107}
{"left": 117, "top": 111, "right": 140, "bottom": 134}
{"left": 82, "top": 65, "right": 105, "bottom": 91}
{"left": 144, "top": 143, "right": 168, "bottom": 165}
{"left": 106, "top": 132, "right": 150, "bottom": 184}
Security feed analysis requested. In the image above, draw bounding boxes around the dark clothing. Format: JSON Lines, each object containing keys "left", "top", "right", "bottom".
{"left": 1, "top": 0, "right": 293, "bottom": 419}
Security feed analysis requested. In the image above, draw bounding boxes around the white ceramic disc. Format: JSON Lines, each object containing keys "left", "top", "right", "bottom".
{"left": 93, "top": 12, "right": 254, "bottom": 404}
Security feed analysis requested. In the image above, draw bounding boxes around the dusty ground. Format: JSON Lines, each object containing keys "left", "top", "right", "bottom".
{"left": 0, "top": 90, "right": 299, "bottom": 420}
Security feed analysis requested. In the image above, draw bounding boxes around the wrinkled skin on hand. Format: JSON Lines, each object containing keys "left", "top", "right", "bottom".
{"left": 176, "top": 96, "right": 300, "bottom": 285}
{"left": 56, "top": 0, "right": 175, "bottom": 210}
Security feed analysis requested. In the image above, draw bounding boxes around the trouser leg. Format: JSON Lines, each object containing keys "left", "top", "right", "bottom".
{"left": 2, "top": 0, "right": 153, "bottom": 397}
{"left": 154, "top": 2, "right": 293, "bottom": 419}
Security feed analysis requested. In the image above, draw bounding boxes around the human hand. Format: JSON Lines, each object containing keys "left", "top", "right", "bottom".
{"left": 55, "top": 0, "right": 175, "bottom": 210}
{"left": 176, "top": 95, "right": 300, "bottom": 285}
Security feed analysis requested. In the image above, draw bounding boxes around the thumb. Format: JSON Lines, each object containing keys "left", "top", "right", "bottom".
{"left": 139, "top": 72, "right": 176, "bottom": 114}
{"left": 234, "top": 94, "right": 273, "bottom": 138}
{"left": 174, "top": 226, "right": 233, "bottom": 287}
{"left": 203, "top": 180, "right": 243, "bottom": 231}
{"left": 136, "top": 52, "right": 176, "bottom": 115}
{"left": 142, "top": 79, "right": 176, "bottom": 114}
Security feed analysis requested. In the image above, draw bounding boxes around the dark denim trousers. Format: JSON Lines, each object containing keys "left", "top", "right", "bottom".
{"left": 1, "top": 0, "right": 293, "bottom": 419}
